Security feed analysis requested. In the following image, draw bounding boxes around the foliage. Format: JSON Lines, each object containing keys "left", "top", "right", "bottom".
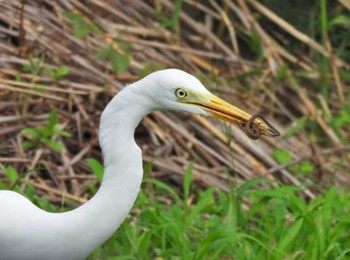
{"left": 330, "top": 101, "right": 350, "bottom": 142}
{"left": 94, "top": 40, "right": 131, "bottom": 74}
{"left": 0, "top": 164, "right": 69, "bottom": 212}
{"left": 155, "top": 0, "right": 182, "bottom": 30}
{"left": 21, "top": 110, "right": 71, "bottom": 152}
{"left": 86, "top": 158, "right": 104, "bottom": 183}
{"left": 44, "top": 66, "right": 70, "bottom": 82}
{"left": 87, "top": 176, "right": 350, "bottom": 259}
{"left": 1, "top": 1, "right": 350, "bottom": 259}
{"left": 21, "top": 55, "right": 70, "bottom": 82}
{"left": 273, "top": 149, "right": 314, "bottom": 175}
{"left": 64, "top": 11, "right": 102, "bottom": 39}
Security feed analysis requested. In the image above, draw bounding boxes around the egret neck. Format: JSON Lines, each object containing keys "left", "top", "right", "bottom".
{"left": 0, "top": 69, "right": 280, "bottom": 260}
{"left": 72, "top": 85, "right": 151, "bottom": 255}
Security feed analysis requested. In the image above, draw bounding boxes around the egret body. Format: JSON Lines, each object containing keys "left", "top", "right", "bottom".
{"left": 0, "top": 69, "right": 278, "bottom": 259}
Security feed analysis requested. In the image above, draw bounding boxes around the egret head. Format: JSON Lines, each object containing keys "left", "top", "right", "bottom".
{"left": 132, "top": 69, "right": 279, "bottom": 139}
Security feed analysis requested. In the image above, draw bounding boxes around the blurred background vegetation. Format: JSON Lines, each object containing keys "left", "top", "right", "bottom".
{"left": 0, "top": 0, "right": 350, "bottom": 259}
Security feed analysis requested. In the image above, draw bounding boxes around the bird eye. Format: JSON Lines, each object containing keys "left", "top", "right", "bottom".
{"left": 175, "top": 88, "right": 187, "bottom": 99}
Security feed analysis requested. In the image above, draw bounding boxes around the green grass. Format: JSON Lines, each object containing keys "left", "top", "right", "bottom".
{"left": 21, "top": 109, "right": 72, "bottom": 152}
{"left": 86, "top": 171, "right": 350, "bottom": 259}
{"left": 2, "top": 161, "right": 350, "bottom": 259}
{"left": 1, "top": 1, "right": 350, "bottom": 259}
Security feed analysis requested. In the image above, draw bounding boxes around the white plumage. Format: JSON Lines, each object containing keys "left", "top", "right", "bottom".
{"left": 0, "top": 69, "right": 278, "bottom": 259}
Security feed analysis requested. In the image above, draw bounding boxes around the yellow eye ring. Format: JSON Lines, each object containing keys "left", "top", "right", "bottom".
{"left": 175, "top": 88, "right": 187, "bottom": 99}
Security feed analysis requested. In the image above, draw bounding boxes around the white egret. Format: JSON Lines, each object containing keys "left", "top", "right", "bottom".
{"left": 0, "top": 69, "right": 279, "bottom": 259}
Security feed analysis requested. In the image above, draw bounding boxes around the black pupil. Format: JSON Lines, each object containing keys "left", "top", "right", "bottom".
{"left": 178, "top": 90, "right": 184, "bottom": 96}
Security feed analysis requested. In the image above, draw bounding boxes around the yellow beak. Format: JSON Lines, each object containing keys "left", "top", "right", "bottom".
{"left": 186, "top": 93, "right": 280, "bottom": 139}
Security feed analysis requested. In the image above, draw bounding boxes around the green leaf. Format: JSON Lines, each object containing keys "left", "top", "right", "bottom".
{"left": 94, "top": 46, "right": 112, "bottom": 60}
{"left": 249, "top": 186, "right": 300, "bottom": 199}
{"left": 332, "top": 109, "right": 350, "bottom": 128}
{"left": 64, "top": 11, "right": 82, "bottom": 22}
{"left": 300, "top": 161, "right": 314, "bottom": 174}
{"left": 277, "top": 218, "right": 304, "bottom": 253}
{"left": 108, "top": 256, "right": 138, "bottom": 260}
{"left": 0, "top": 182, "right": 9, "bottom": 190}
{"left": 6, "top": 166, "right": 18, "bottom": 185}
{"left": 171, "top": 0, "right": 182, "bottom": 30}
{"left": 43, "top": 66, "right": 54, "bottom": 75}
{"left": 250, "top": 29, "right": 263, "bottom": 60}
{"left": 194, "top": 229, "right": 235, "bottom": 260}
{"left": 74, "top": 26, "right": 91, "bottom": 39}
{"left": 45, "top": 139, "right": 63, "bottom": 152}
{"left": 21, "top": 64, "right": 32, "bottom": 73}
{"left": 330, "top": 15, "right": 350, "bottom": 28}
{"left": 55, "top": 66, "right": 69, "bottom": 79}
{"left": 273, "top": 149, "right": 293, "bottom": 164}
{"left": 90, "top": 23, "right": 103, "bottom": 34}
{"left": 117, "top": 40, "right": 131, "bottom": 50}
{"left": 95, "top": 42, "right": 130, "bottom": 74}
{"left": 276, "top": 64, "right": 289, "bottom": 81}
{"left": 21, "top": 128, "right": 40, "bottom": 139}
{"left": 22, "top": 140, "right": 36, "bottom": 149}
{"left": 58, "top": 130, "right": 72, "bottom": 137}
{"left": 48, "top": 110, "right": 57, "bottom": 132}
{"left": 24, "top": 184, "right": 36, "bottom": 200}
{"left": 290, "top": 193, "right": 306, "bottom": 213}
{"left": 183, "top": 162, "right": 193, "bottom": 204}
{"left": 159, "top": 0, "right": 182, "bottom": 30}
{"left": 226, "top": 188, "right": 239, "bottom": 229}
{"left": 183, "top": 163, "right": 192, "bottom": 217}
{"left": 64, "top": 11, "right": 94, "bottom": 39}
{"left": 86, "top": 158, "right": 104, "bottom": 183}
{"left": 189, "top": 187, "right": 215, "bottom": 223}
{"left": 29, "top": 59, "right": 43, "bottom": 74}
{"left": 143, "top": 161, "right": 153, "bottom": 176}
{"left": 15, "top": 73, "right": 22, "bottom": 82}
{"left": 335, "top": 248, "right": 350, "bottom": 260}
{"left": 85, "top": 181, "right": 98, "bottom": 195}
{"left": 143, "top": 178, "right": 181, "bottom": 204}
{"left": 110, "top": 51, "right": 129, "bottom": 74}
{"left": 237, "top": 178, "right": 274, "bottom": 196}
